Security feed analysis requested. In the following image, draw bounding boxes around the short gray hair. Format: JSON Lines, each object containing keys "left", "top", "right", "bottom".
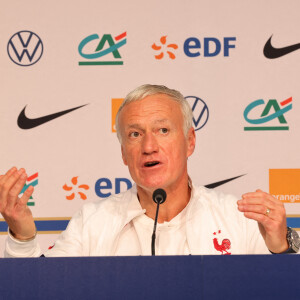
{"left": 115, "top": 84, "right": 193, "bottom": 142}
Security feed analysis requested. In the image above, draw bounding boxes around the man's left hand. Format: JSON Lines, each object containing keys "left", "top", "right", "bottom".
{"left": 237, "top": 189, "right": 288, "bottom": 253}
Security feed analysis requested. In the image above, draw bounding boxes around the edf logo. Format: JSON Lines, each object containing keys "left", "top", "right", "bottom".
{"left": 184, "top": 37, "right": 236, "bottom": 57}
{"left": 95, "top": 177, "right": 132, "bottom": 198}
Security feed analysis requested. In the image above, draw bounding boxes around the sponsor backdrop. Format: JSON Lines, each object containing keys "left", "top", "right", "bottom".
{"left": 0, "top": 0, "right": 299, "bottom": 255}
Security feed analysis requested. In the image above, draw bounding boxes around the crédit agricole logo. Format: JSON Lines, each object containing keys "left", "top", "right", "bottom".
{"left": 78, "top": 32, "right": 127, "bottom": 65}
{"left": 244, "top": 97, "right": 292, "bottom": 131}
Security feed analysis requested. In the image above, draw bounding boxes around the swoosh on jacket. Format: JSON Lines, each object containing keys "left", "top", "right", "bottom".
{"left": 17, "top": 104, "right": 88, "bottom": 129}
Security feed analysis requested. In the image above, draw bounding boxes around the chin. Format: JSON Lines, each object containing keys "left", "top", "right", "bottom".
{"left": 137, "top": 178, "right": 167, "bottom": 191}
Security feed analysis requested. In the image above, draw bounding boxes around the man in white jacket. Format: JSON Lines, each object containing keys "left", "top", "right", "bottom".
{"left": 0, "top": 84, "right": 297, "bottom": 257}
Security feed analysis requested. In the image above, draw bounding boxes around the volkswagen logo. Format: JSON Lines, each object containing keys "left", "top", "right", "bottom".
{"left": 7, "top": 30, "right": 43, "bottom": 66}
{"left": 185, "top": 96, "right": 209, "bottom": 131}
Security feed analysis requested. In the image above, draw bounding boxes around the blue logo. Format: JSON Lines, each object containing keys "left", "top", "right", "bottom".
{"left": 7, "top": 31, "right": 43, "bottom": 66}
{"left": 185, "top": 96, "right": 209, "bottom": 131}
{"left": 95, "top": 177, "right": 132, "bottom": 198}
{"left": 183, "top": 37, "right": 236, "bottom": 57}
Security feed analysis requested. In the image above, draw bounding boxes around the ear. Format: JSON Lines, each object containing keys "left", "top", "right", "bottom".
{"left": 121, "top": 145, "right": 128, "bottom": 165}
{"left": 186, "top": 127, "right": 196, "bottom": 158}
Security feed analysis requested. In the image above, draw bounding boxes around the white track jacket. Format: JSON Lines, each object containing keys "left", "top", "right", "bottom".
{"left": 5, "top": 184, "right": 269, "bottom": 257}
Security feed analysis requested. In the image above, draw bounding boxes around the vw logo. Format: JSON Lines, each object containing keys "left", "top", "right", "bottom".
{"left": 7, "top": 30, "right": 43, "bottom": 66}
{"left": 185, "top": 96, "right": 209, "bottom": 131}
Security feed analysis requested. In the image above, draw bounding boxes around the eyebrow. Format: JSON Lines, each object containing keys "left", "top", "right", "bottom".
{"left": 154, "top": 119, "right": 169, "bottom": 124}
{"left": 126, "top": 124, "right": 143, "bottom": 130}
{"left": 126, "top": 119, "right": 169, "bottom": 128}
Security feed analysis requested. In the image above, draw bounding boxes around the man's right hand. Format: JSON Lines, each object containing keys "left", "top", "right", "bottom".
{"left": 0, "top": 167, "right": 36, "bottom": 240}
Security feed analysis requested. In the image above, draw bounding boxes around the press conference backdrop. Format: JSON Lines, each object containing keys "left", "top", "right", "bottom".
{"left": 0, "top": 0, "right": 299, "bottom": 255}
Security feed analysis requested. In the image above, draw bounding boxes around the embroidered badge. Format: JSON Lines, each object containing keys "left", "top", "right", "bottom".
{"left": 213, "top": 230, "right": 231, "bottom": 255}
{"left": 48, "top": 244, "right": 55, "bottom": 250}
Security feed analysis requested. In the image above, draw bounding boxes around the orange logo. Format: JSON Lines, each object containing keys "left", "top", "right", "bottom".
{"left": 152, "top": 36, "right": 178, "bottom": 59}
{"left": 269, "top": 169, "right": 300, "bottom": 203}
{"left": 63, "top": 176, "right": 89, "bottom": 200}
{"left": 112, "top": 98, "right": 124, "bottom": 132}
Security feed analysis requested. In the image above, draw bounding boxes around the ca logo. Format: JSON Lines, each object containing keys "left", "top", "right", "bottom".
{"left": 244, "top": 97, "right": 292, "bottom": 131}
{"left": 78, "top": 32, "right": 127, "bottom": 65}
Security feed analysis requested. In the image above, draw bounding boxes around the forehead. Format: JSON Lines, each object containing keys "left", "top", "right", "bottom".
{"left": 119, "top": 94, "right": 183, "bottom": 125}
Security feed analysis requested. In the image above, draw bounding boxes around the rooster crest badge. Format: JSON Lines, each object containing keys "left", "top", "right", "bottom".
{"left": 213, "top": 230, "right": 231, "bottom": 255}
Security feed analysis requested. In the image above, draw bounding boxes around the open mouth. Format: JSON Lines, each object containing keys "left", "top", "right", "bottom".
{"left": 144, "top": 161, "right": 160, "bottom": 168}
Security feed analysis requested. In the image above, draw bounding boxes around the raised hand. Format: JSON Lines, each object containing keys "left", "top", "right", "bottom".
{"left": 237, "top": 189, "right": 288, "bottom": 253}
{"left": 0, "top": 167, "right": 36, "bottom": 240}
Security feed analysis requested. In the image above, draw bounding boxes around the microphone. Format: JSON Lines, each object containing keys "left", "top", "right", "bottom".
{"left": 151, "top": 188, "right": 167, "bottom": 256}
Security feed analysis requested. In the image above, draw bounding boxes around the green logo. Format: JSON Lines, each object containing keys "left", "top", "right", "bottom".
{"left": 78, "top": 32, "right": 127, "bottom": 65}
{"left": 244, "top": 97, "right": 292, "bottom": 131}
{"left": 19, "top": 172, "right": 38, "bottom": 206}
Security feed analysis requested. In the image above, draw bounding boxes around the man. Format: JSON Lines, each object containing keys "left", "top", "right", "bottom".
{"left": 0, "top": 84, "right": 298, "bottom": 257}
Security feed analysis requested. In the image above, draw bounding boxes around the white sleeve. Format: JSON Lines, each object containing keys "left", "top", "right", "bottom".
{"left": 4, "top": 206, "right": 89, "bottom": 257}
{"left": 44, "top": 209, "right": 84, "bottom": 257}
{"left": 4, "top": 230, "right": 41, "bottom": 258}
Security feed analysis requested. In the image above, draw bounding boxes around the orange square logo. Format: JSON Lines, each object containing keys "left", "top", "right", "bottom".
{"left": 269, "top": 169, "right": 300, "bottom": 203}
{"left": 111, "top": 98, "right": 124, "bottom": 132}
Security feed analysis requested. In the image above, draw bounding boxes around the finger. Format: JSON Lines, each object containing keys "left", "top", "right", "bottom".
{"left": 7, "top": 172, "right": 27, "bottom": 198}
{"left": 0, "top": 168, "right": 23, "bottom": 210}
{"left": 6, "top": 172, "right": 28, "bottom": 211}
{"left": 238, "top": 197, "right": 278, "bottom": 211}
{"left": 242, "top": 191, "right": 278, "bottom": 202}
{"left": 238, "top": 204, "right": 269, "bottom": 215}
{"left": 240, "top": 192, "right": 281, "bottom": 207}
{"left": 0, "top": 167, "right": 17, "bottom": 184}
{"left": 238, "top": 203, "right": 282, "bottom": 221}
{"left": 242, "top": 190, "right": 269, "bottom": 199}
{"left": 242, "top": 190, "right": 279, "bottom": 203}
{"left": 5, "top": 167, "right": 18, "bottom": 176}
{"left": 19, "top": 185, "right": 34, "bottom": 206}
{"left": 1, "top": 168, "right": 24, "bottom": 193}
{"left": 243, "top": 211, "right": 272, "bottom": 226}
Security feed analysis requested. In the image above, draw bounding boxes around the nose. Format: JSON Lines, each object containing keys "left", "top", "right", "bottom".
{"left": 141, "top": 132, "right": 159, "bottom": 155}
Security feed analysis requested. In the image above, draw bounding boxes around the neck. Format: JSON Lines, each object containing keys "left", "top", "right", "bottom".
{"left": 137, "top": 176, "right": 191, "bottom": 223}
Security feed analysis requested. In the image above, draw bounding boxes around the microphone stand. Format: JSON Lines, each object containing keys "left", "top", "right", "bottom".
{"left": 151, "top": 200, "right": 161, "bottom": 256}
{"left": 151, "top": 188, "right": 166, "bottom": 256}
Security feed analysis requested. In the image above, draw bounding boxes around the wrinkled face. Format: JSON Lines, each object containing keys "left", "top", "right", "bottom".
{"left": 119, "top": 94, "right": 195, "bottom": 192}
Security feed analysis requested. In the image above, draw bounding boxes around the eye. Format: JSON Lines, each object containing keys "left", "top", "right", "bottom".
{"left": 159, "top": 128, "right": 169, "bottom": 134}
{"left": 129, "top": 131, "right": 140, "bottom": 138}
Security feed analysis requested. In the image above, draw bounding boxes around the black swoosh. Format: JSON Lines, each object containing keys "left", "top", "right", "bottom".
{"left": 264, "top": 35, "right": 300, "bottom": 59}
{"left": 17, "top": 104, "right": 88, "bottom": 129}
{"left": 204, "top": 174, "right": 245, "bottom": 189}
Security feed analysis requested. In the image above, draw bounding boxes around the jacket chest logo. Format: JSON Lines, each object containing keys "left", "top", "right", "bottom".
{"left": 213, "top": 230, "right": 231, "bottom": 255}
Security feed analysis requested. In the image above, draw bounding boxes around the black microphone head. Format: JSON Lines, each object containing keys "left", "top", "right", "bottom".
{"left": 152, "top": 188, "right": 167, "bottom": 204}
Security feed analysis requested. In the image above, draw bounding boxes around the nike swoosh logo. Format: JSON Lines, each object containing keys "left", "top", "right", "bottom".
{"left": 17, "top": 104, "right": 88, "bottom": 129}
{"left": 264, "top": 35, "right": 300, "bottom": 59}
{"left": 204, "top": 174, "right": 245, "bottom": 189}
